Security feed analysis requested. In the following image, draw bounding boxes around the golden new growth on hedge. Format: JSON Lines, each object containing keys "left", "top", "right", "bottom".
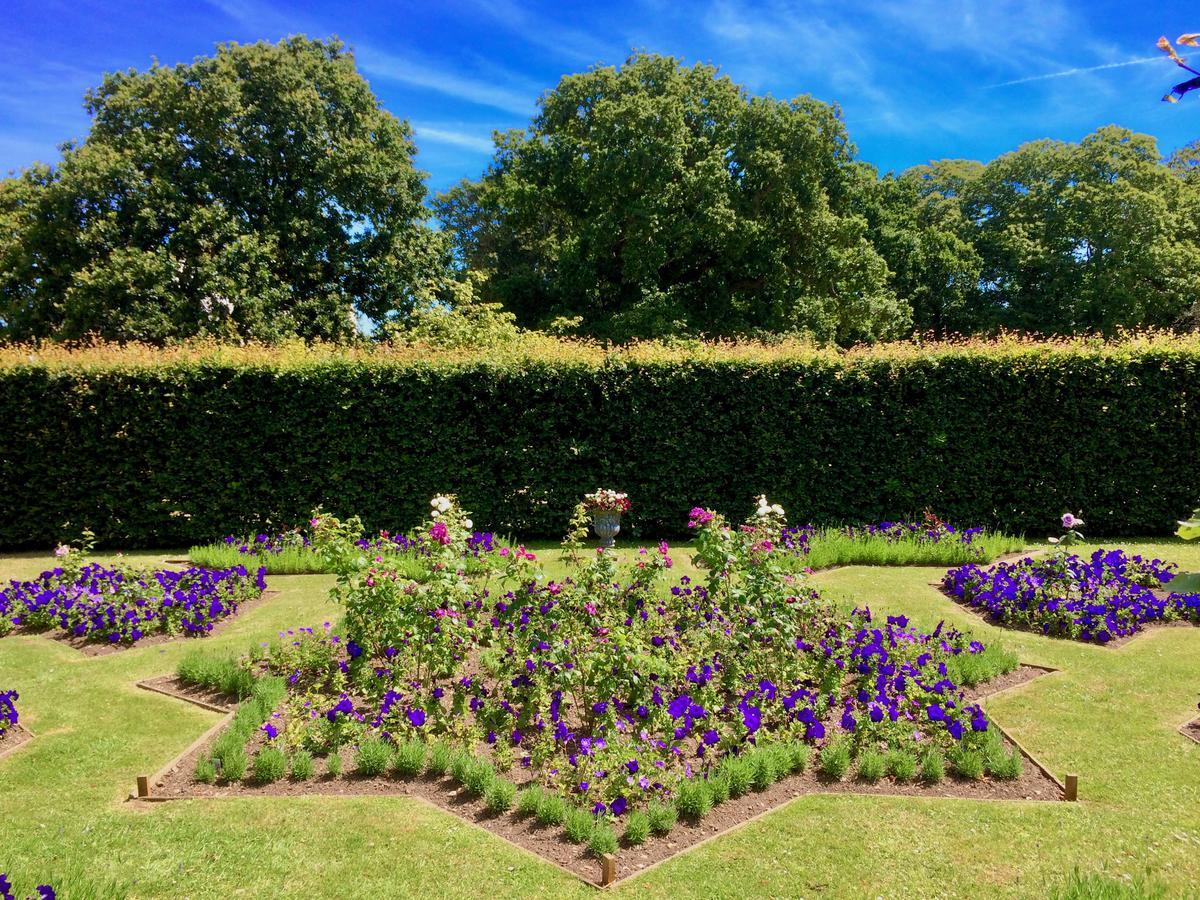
{"left": 1, "top": 331, "right": 1197, "bottom": 372}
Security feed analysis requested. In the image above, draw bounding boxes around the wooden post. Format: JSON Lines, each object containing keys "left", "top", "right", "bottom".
{"left": 600, "top": 853, "right": 617, "bottom": 887}
{"left": 1064, "top": 773, "right": 1078, "bottom": 802}
{"left": 136, "top": 775, "right": 150, "bottom": 799}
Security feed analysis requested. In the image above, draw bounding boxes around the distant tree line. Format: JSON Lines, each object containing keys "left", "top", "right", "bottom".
{"left": 2, "top": 38, "right": 1198, "bottom": 346}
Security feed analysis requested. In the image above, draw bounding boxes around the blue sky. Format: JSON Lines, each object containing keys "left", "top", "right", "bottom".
{"left": 2, "top": 0, "right": 1196, "bottom": 194}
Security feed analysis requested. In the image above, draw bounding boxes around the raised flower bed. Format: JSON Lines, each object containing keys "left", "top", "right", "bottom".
{"left": 943, "top": 549, "right": 1200, "bottom": 644}
{"left": 139, "top": 496, "right": 1064, "bottom": 886}
{"left": 0, "top": 561, "right": 268, "bottom": 653}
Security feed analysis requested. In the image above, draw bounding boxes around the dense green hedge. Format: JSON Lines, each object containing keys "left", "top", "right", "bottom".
{"left": 2, "top": 338, "right": 1198, "bottom": 547}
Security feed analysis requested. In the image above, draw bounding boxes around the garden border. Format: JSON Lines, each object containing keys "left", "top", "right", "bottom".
{"left": 0, "top": 722, "right": 36, "bottom": 762}
{"left": 125, "top": 664, "right": 1071, "bottom": 888}
{"left": 135, "top": 676, "right": 236, "bottom": 714}
{"left": 1179, "top": 715, "right": 1200, "bottom": 746}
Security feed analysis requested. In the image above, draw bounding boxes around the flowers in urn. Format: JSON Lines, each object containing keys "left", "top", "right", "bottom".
{"left": 582, "top": 488, "right": 629, "bottom": 548}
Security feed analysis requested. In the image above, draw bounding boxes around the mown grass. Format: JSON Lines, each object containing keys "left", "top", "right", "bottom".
{"left": 794, "top": 527, "right": 1027, "bottom": 570}
{"left": 1, "top": 541, "right": 1199, "bottom": 898}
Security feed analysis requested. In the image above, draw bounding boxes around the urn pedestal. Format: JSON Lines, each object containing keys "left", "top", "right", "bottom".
{"left": 591, "top": 510, "right": 622, "bottom": 548}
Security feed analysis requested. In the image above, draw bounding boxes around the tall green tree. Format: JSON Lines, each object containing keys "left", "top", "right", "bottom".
{"left": 436, "top": 53, "right": 909, "bottom": 344}
{"left": 962, "top": 126, "right": 1200, "bottom": 334}
{"left": 0, "top": 37, "right": 448, "bottom": 343}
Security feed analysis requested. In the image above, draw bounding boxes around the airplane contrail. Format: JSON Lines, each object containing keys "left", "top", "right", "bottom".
{"left": 990, "top": 56, "right": 1163, "bottom": 88}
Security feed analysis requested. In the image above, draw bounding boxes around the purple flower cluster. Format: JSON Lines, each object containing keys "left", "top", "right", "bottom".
{"left": 944, "top": 549, "right": 1198, "bottom": 643}
{"left": 0, "top": 563, "right": 267, "bottom": 645}
{"left": 0, "top": 875, "right": 53, "bottom": 900}
{"left": 783, "top": 520, "right": 983, "bottom": 554}
{"left": 222, "top": 531, "right": 312, "bottom": 555}
{"left": 0, "top": 689, "right": 17, "bottom": 737}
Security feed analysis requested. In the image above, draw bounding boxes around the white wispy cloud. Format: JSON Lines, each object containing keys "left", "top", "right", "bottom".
{"left": 412, "top": 123, "right": 496, "bottom": 153}
{"left": 989, "top": 56, "right": 1165, "bottom": 88}
{"left": 462, "top": 0, "right": 614, "bottom": 64}
{"left": 356, "top": 47, "right": 534, "bottom": 115}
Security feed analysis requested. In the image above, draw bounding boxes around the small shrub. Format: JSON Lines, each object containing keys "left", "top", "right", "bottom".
{"left": 920, "top": 749, "right": 945, "bottom": 784}
{"left": 886, "top": 750, "right": 917, "bottom": 782}
{"left": 462, "top": 758, "right": 496, "bottom": 797}
{"left": 646, "top": 800, "right": 677, "bottom": 836}
{"left": 723, "top": 757, "right": 752, "bottom": 797}
{"left": 856, "top": 749, "right": 886, "bottom": 783}
{"left": 354, "top": 737, "right": 393, "bottom": 777}
{"left": 290, "top": 749, "right": 314, "bottom": 780}
{"left": 252, "top": 746, "right": 287, "bottom": 784}
{"left": 988, "top": 748, "right": 1024, "bottom": 780}
{"left": 951, "top": 748, "right": 985, "bottom": 781}
{"left": 564, "top": 806, "right": 595, "bottom": 843}
{"left": 675, "top": 778, "right": 713, "bottom": 820}
{"left": 426, "top": 741, "right": 452, "bottom": 777}
{"left": 393, "top": 740, "right": 426, "bottom": 778}
{"left": 750, "top": 749, "right": 779, "bottom": 791}
{"left": 818, "top": 741, "right": 851, "bottom": 781}
{"left": 218, "top": 744, "right": 247, "bottom": 782}
{"left": 589, "top": 822, "right": 619, "bottom": 857}
{"left": 485, "top": 778, "right": 517, "bottom": 814}
{"left": 194, "top": 757, "right": 217, "bottom": 784}
{"left": 707, "top": 770, "right": 731, "bottom": 805}
{"left": 516, "top": 784, "right": 543, "bottom": 817}
{"left": 623, "top": 810, "right": 650, "bottom": 845}
{"left": 535, "top": 792, "right": 568, "bottom": 827}
{"left": 781, "top": 741, "right": 809, "bottom": 774}
{"left": 326, "top": 753, "right": 343, "bottom": 777}
{"left": 449, "top": 750, "right": 473, "bottom": 786}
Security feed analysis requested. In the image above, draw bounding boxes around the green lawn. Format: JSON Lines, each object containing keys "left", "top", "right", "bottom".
{"left": 2, "top": 540, "right": 1200, "bottom": 897}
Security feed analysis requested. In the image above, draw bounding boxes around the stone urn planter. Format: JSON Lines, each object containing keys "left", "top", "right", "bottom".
{"left": 591, "top": 510, "right": 623, "bottom": 548}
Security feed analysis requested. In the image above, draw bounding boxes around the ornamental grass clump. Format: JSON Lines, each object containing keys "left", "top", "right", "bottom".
{"left": 194, "top": 757, "right": 217, "bottom": 784}
{"left": 354, "top": 737, "right": 392, "bottom": 777}
{"left": 252, "top": 747, "right": 287, "bottom": 784}
{"left": 921, "top": 749, "right": 946, "bottom": 784}
{"left": 623, "top": 810, "right": 651, "bottom": 845}
{"left": 819, "top": 741, "right": 852, "bottom": 781}
{"left": 886, "top": 750, "right": 918, "bottom": 782}
{"left": 484, "top": 778, "right": 517, "bottom": 814}
{"left": 563, "top": 806, "right": 595, "bottom": 843}
{"left": 856, "top": 749, "right": 886, "bottom": 783}
{"left": 589, "top": 822, "right": 619, "bottom": 857}
{"left": 393, "top": 740, "right": 426, "bottom": 778}
{"left": 535, "top": 792, "right": 568, "bottom": 827}
{"left": 325, "top": 753, "right": 342, "bottom": 777}
{"left": 426, "top": 741, "right": 452, "bottom": 777}
{"left": 675, "top": 778, "right": 714, "bottom": 820}
{"left": 462, "top": 758, "right": 497, "bottom": 797}
{"left": 950, "top": 747, "right": 985, "bottom": 780}
{"left": 516, "top": 785, "right": 544, "bottom": 818}
{"left": 646, "top": 800, "right": 677, "bottom": 836}
{"left": 290, "top": 749, "right": 314, "bottom": 780}
{"left": 722, "top": 757, "right": 753, "bottom": 797}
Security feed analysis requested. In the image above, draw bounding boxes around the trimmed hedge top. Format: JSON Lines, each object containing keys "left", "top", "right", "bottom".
{"left": 3, "top": 333, "right": 1198, "bottom": 547}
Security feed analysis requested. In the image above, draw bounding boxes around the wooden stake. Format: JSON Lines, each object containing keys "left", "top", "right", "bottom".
{"left": 1064, "top": 773, "right": 1078, "bottom": 802}
{"left": 136, "top": 775, "right": 150, "bottom": 799}
{"left": 600, "top": 853, "right": 617, "bottom": 887}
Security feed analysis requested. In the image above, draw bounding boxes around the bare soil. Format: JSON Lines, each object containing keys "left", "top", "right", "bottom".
{"left": 0, "top": 723, "right": 34, "bottom": 760}
{"left": 1181, "top": 718, "right": 1200, "bottom": 745}
{"left": 137, "top": 674, "right": 237, "bottom": 713}
{"left": 144, "top": 668, "right": 1065, "bottom": 887}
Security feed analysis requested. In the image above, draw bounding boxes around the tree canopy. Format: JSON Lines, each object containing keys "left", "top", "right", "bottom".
{"left": 0, "top": 37, "right": 449, "bottom": 343}
{"left": 436, "top": 53, "right": 910, "bottom": 344}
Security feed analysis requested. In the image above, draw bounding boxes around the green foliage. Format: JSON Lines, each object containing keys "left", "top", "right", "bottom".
{"left": 0, "top": 37, "right": 450, "bottom": 343}
{"left": 920, "top": 749, "right": 946, "bottom": 784}
{"left": 856, "top": 749, "right": 886, "bottom": 783}
{"left": 885, "top": 750, "right": 917, "bottom": 782}
{"left": 944, "top": 643, "right": 1019, "bottom": 688}
{"left": 437, "top": 52, "right": 907, "bottom": 345}
{"left": 251, "top": 746, "right": 287, "bottom": 784}
{"left": 818, "top": 741, "right": 852, "bottom": 781}
{"left": 325, "top": 753, "right": 342, "bottom": 777}
{"left": 426, "top": 741, "right": 452, "bottom": 777}
{"left": 189, "top": 543, "right": 329, "bottom": 574}
{"left": 1049, "top": 869, "right": 1166, "bottom": 900}
{"left": 793, "top": 527, "right": 1024, "bottom": 570}
{"left": 950, "top": 747, "right": 985, "bottom": 781}
{"left": 588, "top": 822, "right": 619, "bottom": 857}
{"left": 194, "top": 757, "right": 217, "bottom": 784}
{"left": 392, "top": 740, "right": 427, "bottom": 778}
{"left": 749, "top": 749, "right": 780, "bottom": 791}
{"left": 289, "top": 749, "right": 314, "bottom": 781}
{"left": 706, "top": 770, "right": 731, "bottom": 804}
{"left": 535, "top": 792, "right": 568, "bottom": 827}
{"left": 516, "top": 784, "right": 543, "bottom": 818}
{"left": 354, "top": 737, "right": 393, "bottom": 777}
{"left": 645, "top": 800, "right": 677, "bottom": 836}
{"left": 462, "top": 758, "right": 497, "bottom": 798}
{"left": 3, "top": 336, "right": 1200, "bottom": 547}
{"left": 176, "top": 650, "right": 255, "bottom": 699}
{"left": 563, "top": 806, "right": 595, "bottom": 843}
{"left": 675, "top": 778, "right": 714, "bottom": 820}
{"left": 722, "top": 757, "right": 753, "bottom": 798}
{"left": 623, "top": 810, "right": 651, "bottom": 846}
{"left": 216, "top": 743, "right": 247, "bottom": 782}
{"left": 484, "top": 778, "right": 517, "bottom": 814}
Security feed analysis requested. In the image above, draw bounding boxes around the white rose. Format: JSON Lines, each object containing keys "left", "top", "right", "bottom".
{"left": 771, "top": 504, "right": 785, "bottom": 516}
{"left": 464, "top": 519, "right": 473, "bottom": 530}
